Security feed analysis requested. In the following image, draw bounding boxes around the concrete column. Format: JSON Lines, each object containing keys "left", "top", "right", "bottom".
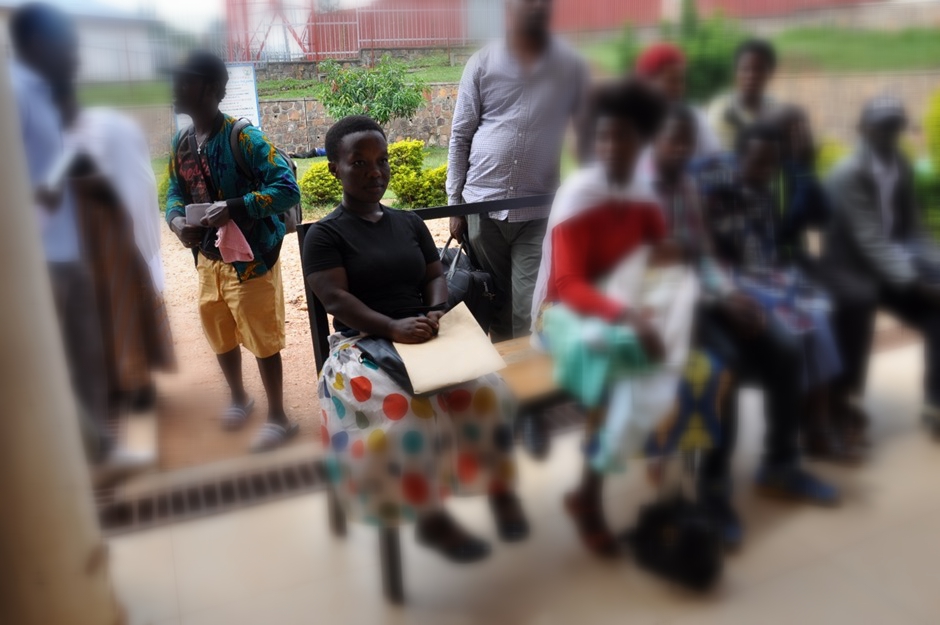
{"left": 0, "top": 58, "right": 123, "bottom": 625}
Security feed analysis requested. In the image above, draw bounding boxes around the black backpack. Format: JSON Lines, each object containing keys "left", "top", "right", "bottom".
{"left": 438, "top": 237, "right": 497, "bottom": 333}
{"left": 623, "top": 494, "right": 723, "bottom": 591}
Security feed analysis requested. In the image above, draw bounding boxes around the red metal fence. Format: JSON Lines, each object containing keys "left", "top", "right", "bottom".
{"left": 226, "top": 0, "right": 883, "bottom": 62}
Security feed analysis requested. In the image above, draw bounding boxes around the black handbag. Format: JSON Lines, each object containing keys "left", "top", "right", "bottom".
{"left": 621, "top": 453, "right": 724, "bottom": 591}
{"left": 622, "top": 493, "right": 723, "bottom": 591}
{"left": 439, "top": 237, "right": 497, "bottom": 333}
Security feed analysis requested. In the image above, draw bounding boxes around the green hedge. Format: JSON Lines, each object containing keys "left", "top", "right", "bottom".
{"left": 297, "top": 139, "right": 448, "bottom": 212}
{"left": 816, "top": 139, "right": 850, "bottom": 177}
{"left": 391, "top": 163, "right": 448, "bottom": 209}
{"left": 388, "top": 138, "right": 425, "bottom": 177}
{"left": 300, "top": 161, "right": 343, "bottom": 206}
{"left": 387, "top": 139, "right": 448, "bottom": 208}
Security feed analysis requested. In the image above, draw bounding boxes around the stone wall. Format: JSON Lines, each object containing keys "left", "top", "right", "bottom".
{"left": 259, "top": 83, "right": 458, "bottom": 157}
{"left": 254, "top": 62, "right": 325, "bottom": 83}
{"left": 771, "top": 70, "right": 940, "bottom": 148}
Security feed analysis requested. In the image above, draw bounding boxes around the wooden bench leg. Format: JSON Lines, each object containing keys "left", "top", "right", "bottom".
{"left": 327, "top": 486, "right": 347, "bottom": 538}
{"left": 379, "top": 527, "right": 404, "bottom": 604}
{"left": 519, "top": 409, "right": 551, "bottom": 461}
{"left": 316, "top": 461, "right": 347, "bottom": 538}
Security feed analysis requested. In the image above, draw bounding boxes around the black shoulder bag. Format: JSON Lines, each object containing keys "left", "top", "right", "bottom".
{"left": 438, "top": 237, "right": 497, "bottom": 333}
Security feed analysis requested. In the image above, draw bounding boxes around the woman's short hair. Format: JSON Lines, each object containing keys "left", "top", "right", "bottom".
{"left": 735, "top": 120, "right": 782, "bottom": 156}
{"left": 589, "top": 79, "right": 667, "bottom": 141}
{"left": 325, "top": 115, "right": 386, "bottom": 163}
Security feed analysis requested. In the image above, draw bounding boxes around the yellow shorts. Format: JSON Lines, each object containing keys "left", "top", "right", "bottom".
{"left": 197, "top": 254, "right": 286, "bottom": 359}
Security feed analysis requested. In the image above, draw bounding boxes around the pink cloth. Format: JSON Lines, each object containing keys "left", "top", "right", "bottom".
{"left": 216, "top": 222, "right": 254, "bottom": 263}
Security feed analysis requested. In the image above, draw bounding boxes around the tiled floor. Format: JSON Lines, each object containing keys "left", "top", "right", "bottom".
{"left": 109, "top": 344, "right": 940, "bottom": 625}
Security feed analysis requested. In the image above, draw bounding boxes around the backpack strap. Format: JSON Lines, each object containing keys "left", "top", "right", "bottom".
{"left": 229, "top": 117, "right": 285, "bottom": 234}
{"left": 173, "top": 125, "right": 197, "bottom": 205}
{"left": 229, "top": 117, "right": 256, "bottom": 182}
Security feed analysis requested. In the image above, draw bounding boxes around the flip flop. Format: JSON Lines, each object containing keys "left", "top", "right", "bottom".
{"left": 221, "top": 398, "right": 255, "bottom": 431}
{"left": 250, "top": 422, "right": 300, "bottom": 453}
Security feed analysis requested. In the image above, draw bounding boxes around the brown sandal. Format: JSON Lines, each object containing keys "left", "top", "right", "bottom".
{"left": 563, "top": 492, "right": 620, "bottom": 559}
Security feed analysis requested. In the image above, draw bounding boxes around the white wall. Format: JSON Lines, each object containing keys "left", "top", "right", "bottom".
{"left": 75, "top": 19, "right": 157, "bottom": 83}
{"left": 0, "top": 9, "right": 158, "bottom": 83}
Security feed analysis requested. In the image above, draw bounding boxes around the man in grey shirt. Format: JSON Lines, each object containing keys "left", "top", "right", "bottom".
{"left": 447, "top": 0, "right": 588, "bottom": 342}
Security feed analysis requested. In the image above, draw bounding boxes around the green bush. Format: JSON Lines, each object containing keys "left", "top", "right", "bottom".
{"left": 387, "top": 138, "right": 448, "bottom": 208}
{"left": 634, "top": 1, "right": 746, "bottom": 103}
{"left": 677, "top": 14, "right": 746, "bottom": 102}
{"left": 922, "top": 90, "right": 940, "bottom": 171}
{"left": 614, "top": 24, "right": 642, "bottom": 75}
{"left": 315, "top": 56, "right": 427, "bottom": 126}
{"left": 157, "top": 171, "right": 170, "bottom": 212}
{"left": 391, "top": 164, "right": 448, "bottom": 209}
{"left": 915, "top": 166, "right": 940, "bottom": 240}
{"left": 388, "top": 139, "right": 425, "bottom": 177}
{"left": 300, "top": 161, "right": 343, "bottom": 206}
{"left": 816, "top": 139, "right": 850, "bottom": 176}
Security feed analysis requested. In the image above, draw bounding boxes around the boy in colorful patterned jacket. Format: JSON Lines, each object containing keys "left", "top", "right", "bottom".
{"left": 165, "top": 51, "right": 301, "bottom": 452}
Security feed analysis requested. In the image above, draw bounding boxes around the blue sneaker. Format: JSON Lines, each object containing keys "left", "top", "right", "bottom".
{"left": 755, "top": 465, "right": 840, "bottom": 507}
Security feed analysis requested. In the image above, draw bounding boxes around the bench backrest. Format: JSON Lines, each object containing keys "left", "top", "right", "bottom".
{"left": 296, "top": 195, "right": 555, "bottom": 375}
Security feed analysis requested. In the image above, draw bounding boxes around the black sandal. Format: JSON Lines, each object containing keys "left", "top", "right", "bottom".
{"left": 489, "top": 492, "right": 530, "bottom": 543}
{"left": 416, "top": 511, "right": 491, "bottom": 564}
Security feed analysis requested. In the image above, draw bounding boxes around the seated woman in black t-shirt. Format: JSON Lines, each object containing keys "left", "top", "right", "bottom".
{"left": 302, "top": 116, "right": 528, "bottom": 563}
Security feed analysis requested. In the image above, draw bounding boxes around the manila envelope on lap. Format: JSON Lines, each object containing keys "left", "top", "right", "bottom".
{"left": 394, "top": 302, "right": 506, "bottom": 395}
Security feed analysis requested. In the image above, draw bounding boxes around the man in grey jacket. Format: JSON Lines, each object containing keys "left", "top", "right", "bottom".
{"left": 824, "top": 96, "right": 940, "bottom": 439}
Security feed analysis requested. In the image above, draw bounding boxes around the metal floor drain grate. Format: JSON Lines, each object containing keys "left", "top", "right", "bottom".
{"left": 98, "top": 459, "right": 328, "bottom": 536}
{"left": 97, "top": 402, "right": 586, "bottom": 535}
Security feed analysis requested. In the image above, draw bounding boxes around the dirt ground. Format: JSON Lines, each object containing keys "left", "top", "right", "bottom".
{"left": 156, "top": 217, "right": 452, "bottom": 470}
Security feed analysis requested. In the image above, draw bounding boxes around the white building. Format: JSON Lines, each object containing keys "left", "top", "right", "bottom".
{"left": 0, "top": 0, "right": 162, "bottom": 83}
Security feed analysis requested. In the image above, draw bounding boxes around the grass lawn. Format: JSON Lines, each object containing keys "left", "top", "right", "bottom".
{"left": 577, "top": 37, "right": 627, "bottom": 76}
{"left": 410, "top": 65, "right": 465, "bottom": 84}
{"left": 774, "top": 27, "right": 940, "bottom": 72}
{"left": 80, "top": 81, "right": 170, "bottom": 107}
{"left": 257, "top": 78, "right": 320, "bottom": 100}
{"left": 578, "top": 26, "right": 940, "bottom": 76}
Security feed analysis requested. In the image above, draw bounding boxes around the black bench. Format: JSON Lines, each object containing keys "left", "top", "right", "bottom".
{"left": 296, "top": 194, "right": 565, "bottom": 604}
